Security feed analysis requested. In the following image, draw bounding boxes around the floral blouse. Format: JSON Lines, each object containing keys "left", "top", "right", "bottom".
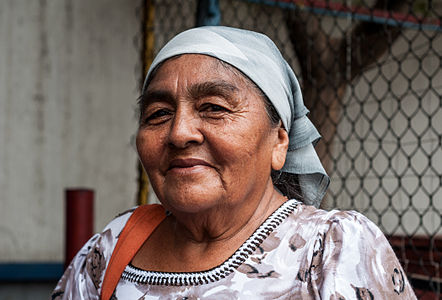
{"left": 52, "top": 200, "right": 416, "bottom": 299}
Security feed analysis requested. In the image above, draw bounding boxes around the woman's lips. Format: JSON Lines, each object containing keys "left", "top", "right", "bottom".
{"left": 167, "top": 158, "right": 212, "bottom": 174}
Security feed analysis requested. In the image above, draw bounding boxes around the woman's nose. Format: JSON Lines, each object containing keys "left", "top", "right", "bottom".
{"left": 167, "top": 108, "right": 204, "bottom": 148}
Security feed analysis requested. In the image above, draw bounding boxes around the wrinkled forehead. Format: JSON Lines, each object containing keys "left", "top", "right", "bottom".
{"left": 146, "top": 54, "right": 225, "bottom": 85}
{"left": 144, "top": 54, "right": 253, "bottom": 93}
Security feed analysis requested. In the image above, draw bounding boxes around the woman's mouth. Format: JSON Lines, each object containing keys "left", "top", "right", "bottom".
{"left": 167, "top": 158, "right": 212, "bottom": 174}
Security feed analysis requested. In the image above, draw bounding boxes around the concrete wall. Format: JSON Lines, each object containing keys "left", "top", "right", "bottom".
{"left": 0, "top": 0, "right": 141, "bottom": 262}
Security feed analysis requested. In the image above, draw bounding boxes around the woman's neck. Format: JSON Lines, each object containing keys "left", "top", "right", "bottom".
{"left": 132, "top": 182, "right": 286, "bottom": 272}
{"left": 172, "top": 184, "right": 285, "bottom": 244}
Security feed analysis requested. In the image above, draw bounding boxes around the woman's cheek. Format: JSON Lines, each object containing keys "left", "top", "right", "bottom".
{"left": 136, "top": 132, "right": 157, "bottom": 167}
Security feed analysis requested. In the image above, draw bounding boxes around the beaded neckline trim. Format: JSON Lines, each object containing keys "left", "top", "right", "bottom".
{"left": 121, "top": 199, "right": 300, "bottom": 286}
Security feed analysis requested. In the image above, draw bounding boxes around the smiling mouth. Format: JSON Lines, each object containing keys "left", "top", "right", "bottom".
{"left": 167, "top": 158, "right": 211, "bottom": 171}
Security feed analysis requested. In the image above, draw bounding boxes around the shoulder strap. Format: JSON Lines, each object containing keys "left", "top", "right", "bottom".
{"left": 100, "top": 204, "right": 166, "bottom": 300}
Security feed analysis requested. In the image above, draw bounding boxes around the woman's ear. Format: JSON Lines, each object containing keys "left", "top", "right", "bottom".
{"left": 271, "top": 124, "right": 289, "bottom": 171}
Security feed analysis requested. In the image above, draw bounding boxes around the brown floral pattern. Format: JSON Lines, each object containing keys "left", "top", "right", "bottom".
{"left": 52, "top": 200, "right": 417, "bottom": 299}
{"left": 86, "top": 229, "right": 111, "bottom": 289}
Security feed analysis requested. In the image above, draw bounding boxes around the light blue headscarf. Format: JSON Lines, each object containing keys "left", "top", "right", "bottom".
{"left": 143, "top": 26, "right": 329, "bottom": 207}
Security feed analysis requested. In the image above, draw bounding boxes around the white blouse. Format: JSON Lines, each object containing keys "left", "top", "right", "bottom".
{"left": 52, "top": 200, "right": 416, "bottom": 299}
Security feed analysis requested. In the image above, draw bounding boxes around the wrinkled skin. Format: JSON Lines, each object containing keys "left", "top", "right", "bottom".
{"left": 136, "top": 54, "right": 288, "bottom": 221}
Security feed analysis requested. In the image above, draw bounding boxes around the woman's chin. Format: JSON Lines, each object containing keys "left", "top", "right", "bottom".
{"left": 161, "top": 187, "right": 225, "bottom": 214}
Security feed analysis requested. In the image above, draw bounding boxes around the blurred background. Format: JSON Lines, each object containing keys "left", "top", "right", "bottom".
{"left": 0, "top": 0, "right": 441, "bottom": 299}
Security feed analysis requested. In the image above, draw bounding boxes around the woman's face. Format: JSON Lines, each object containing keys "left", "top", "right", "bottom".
{"left": 136, "top": 54, "right": 287, "bottom": 214}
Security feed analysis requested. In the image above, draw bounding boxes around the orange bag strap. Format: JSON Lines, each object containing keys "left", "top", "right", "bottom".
{"left": 100, "top": 204, "right": 166, "bottom": 300}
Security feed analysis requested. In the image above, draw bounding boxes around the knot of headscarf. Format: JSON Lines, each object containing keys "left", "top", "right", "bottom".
{"left": 143, "top": 26, "right": 329, "bottom": 207}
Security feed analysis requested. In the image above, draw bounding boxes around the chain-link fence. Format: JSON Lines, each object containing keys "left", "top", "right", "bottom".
{"left": 140, "top": 0, "right": 442, "bottom": 298}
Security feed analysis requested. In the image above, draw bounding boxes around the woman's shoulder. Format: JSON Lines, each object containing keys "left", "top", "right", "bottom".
{"left": 90, "top": 206, "right": 139, "bottom": 247}
{"left": 286, "top": 201, "right": 416, "bottom": 298}
{"left": 294, "top": 201, "right": 366, "bottom": 219}
{"left": 289, "top": 201, "right": 382, "bottom": 238}
{"left": 102, "top": 206, "right": 138, "bottom": 236}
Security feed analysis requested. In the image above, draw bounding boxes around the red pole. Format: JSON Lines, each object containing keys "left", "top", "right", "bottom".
{"left": 65, "top": 189, "right": 94, "bottom": 269}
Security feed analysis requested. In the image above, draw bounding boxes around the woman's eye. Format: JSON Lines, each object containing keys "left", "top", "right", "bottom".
{"left": 201, "top": 103, "right": 229, "bottom": 113}
{"left": 143, "top": 109, "right": 172, "bottom": 124}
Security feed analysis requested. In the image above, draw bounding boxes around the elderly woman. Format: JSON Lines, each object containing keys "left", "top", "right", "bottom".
{"left": 53, "top": 26, "right": 415, "bottom": 299}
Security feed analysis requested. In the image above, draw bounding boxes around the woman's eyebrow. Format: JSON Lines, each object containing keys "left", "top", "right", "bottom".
{"left": 139, "top": 89, "right": 174, "bottom": 109}
{"left": 139, "top": 81, "right": 240, "bottom": 109}
{"left": 188, "top": 81, "right": 240, "bottom": 103}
